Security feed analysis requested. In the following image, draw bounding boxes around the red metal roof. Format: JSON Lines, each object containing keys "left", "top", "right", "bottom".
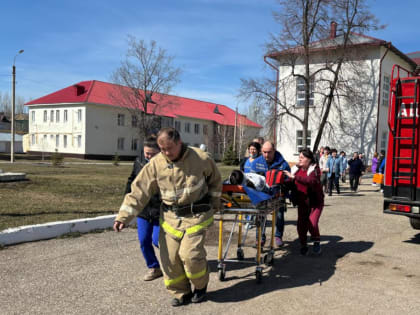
{"left": 25, "top": 80, "right": 261, "bottom": 128}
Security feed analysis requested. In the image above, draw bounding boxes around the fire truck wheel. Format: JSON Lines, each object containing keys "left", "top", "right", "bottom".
{"left": 409, "top": 218, "right": 420, "bottom": 230}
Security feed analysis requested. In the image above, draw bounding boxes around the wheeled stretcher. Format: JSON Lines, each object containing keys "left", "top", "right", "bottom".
{"left": 217, "top": 184, "right": 286, "bottom": 283}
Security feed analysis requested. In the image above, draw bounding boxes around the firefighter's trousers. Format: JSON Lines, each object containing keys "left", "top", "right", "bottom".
{"left": 159, "top": 209, "right": 214, "bottom": 299}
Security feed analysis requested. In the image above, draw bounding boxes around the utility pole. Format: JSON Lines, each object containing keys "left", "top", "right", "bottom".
{"left": 11, "top": 49, "right": 24, "bottom": 163}
{"left": 233, "top": 105, "right": 238, "bottom": 151}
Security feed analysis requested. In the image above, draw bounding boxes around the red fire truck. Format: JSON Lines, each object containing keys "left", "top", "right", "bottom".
{"left": 383, "top": 64, "right": 420, "bottom": 230}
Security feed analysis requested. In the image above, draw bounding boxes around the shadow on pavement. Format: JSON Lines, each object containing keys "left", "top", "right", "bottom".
{"left": 207, "top": 235, "right": 373, "bottom": 303}
{"left": 404, "top": 233, "right": 420, "bottom": 244}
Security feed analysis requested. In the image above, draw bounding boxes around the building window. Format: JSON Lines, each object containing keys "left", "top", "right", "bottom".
{"left": 50, "top": 110, "right": 54, "bottom": 122}
{"left": 56, "top": 135, "right": 59, "bottom": 147}
{"left": 175, "top": 121, "right": 181, "bottom": 132}
{"left": 31, "top": 111, "right": 35, "bottom": 122}
{"left": 64, "top": 110, "right": 68, "bottom": 122}
{"left": 117, "top": 137, "right": 125, "bottom": 150}
{"left": 56, "top": 110, "right": 60, "bottom": 123}
{"left": 43, "top": 110, "right": 47, "bottom": 122}
{"left": 296, "top": 77, "right": 314, "bottom": 107}
{"left": 118, "top": 114, "right": 125, "bottom": 126}
{"left": 380, "top": 131, "right": 388, "bottom": 150}
{"left": 77, "top": 135, "right": 82, "bottom": 148}
{"left": 382, "top": 74, "right": 391, "bottom": 107}
{"left": 194, "top": 123, "right": 200, "bottom": 134}
{"left": 31, "top": 134, "right": 35, "bottom": 145}
{"left": 203, "top": 125, "right": 208, "bottom": 135}
{"left": 63, "top": 135, "right": 67, "bottom": 148}
{"left": 296, "top": 130, "right": 311, "bottom": 152}
{"left": 131, "top": 138, "right": 138, "bottom": 151}
{"left": 184, "top": 122, "right": 190, "bottom": 133}
{"left": 50, "top": 135, "right": 54, "bottom": 143}
{"left": 77, "top": 109, "right": 82, "bottom": 123}
{"left": 131, "top": 115, "right": 138, "bottom": 127}
{"left": 43, "top": 134, "right": 47, "bottom": 144}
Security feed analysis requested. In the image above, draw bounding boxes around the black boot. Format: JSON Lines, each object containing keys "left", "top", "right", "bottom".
{"left": 171, "top": 292, "right": 193, "bottom": 307}
{"left": 191, "top": 285, "right": 207, "bottom": 303}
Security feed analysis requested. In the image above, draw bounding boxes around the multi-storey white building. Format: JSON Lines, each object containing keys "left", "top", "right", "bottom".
{"left": 25, "top": 80, "right": 261, "bottom": 160}
{"left": 266, "top": 25, "right": 418, "bottom": 162}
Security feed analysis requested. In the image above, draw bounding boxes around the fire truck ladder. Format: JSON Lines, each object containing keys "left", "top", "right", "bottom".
{"left": 391, "top": 78, "right": 419, "bottom": 201}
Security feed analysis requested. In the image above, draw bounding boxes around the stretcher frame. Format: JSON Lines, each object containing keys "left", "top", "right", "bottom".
{"left": 217, "top": 184, "right": 285, "bottom": 283}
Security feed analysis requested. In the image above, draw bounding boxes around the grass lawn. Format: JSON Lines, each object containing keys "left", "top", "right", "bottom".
{"left": 0, "top": 161, "right": 236, "bottom": 231}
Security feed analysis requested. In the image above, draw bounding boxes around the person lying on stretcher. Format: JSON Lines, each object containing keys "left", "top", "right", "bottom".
{"left": 226, "top": 170, "right": 271, "bottom": 193}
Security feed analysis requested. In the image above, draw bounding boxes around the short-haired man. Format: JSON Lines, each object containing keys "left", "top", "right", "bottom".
{"left": 251, "top": 141, "right": 291, "bottom": 247}
{"left": 348, "top": 152, "right": 364, "bottom": 192}
{"left": 124, "top": 135, "right": 162, "bottom": 281}
{"left": 114, "top": 127, "right": 222, "bottom": 307}
{"left": 326, "top": 149, "right": 343, "bottom": 196}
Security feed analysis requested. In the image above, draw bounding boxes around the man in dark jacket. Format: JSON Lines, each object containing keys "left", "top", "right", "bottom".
{"left": 348, "top": 152, "right": 364, "bottom": 192}
{"left": 125, "top": 135, "right": 162, "bottom": 281}
{"left": 251, "top": 141, "right": 291, "bottom": 247}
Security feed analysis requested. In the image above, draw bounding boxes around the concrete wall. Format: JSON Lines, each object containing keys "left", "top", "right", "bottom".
{"left": 28, "top": 105, "right": 86, "bottom": 154}
{"left": 85, "top": 104, "right": 139, "bottom": 156}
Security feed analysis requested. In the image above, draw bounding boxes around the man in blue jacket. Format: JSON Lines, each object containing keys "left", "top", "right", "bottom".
{"left": 251, "top": 141, "right": 291, "bottom": 247}
{"left": 326, "top": 149, "right": 344, "bottom": 196}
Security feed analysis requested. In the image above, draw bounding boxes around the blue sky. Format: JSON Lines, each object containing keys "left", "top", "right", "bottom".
{"left": 1, "top": 0, "right": 420, "bottom": 113}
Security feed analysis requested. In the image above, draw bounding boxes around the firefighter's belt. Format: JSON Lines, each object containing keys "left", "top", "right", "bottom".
{"left": 162, "top": 196, "right": 211, "bottom": 216}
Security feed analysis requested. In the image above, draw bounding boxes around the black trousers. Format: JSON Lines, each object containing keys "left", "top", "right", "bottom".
{"left": 328, "top": 173, "right": 340, "bottom": 194}
{"left": 349, "top": 174, "right": 360, "bottom": 191}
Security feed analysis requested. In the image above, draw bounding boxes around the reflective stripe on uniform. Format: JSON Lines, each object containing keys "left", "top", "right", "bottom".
{"left": 209, "top": 191, "right": 222, "bottom": 197}
{"left": 164, "top": 274, "right": 187, "bottom": 287}
{"left": 160, "top": 218, "right": 184, "bottom": 239}
{"left": 119, "top": 204, "right": 137, "bottom": 216}
{"left": 186, "top": 216, "right": 214, "bottom": 235}
{"left": 185, "top": 266, "right": 207, "bottom": 280}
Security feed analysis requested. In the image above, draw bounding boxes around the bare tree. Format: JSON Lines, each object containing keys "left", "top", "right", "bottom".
{"left": 240, "top": 0, "right": 382, "bottom": 152}
{"left": 0, "top": 92, "right": 11, "bottom": 116}
{"left": 111, "top": 36, "right": 182, "bottom": 139}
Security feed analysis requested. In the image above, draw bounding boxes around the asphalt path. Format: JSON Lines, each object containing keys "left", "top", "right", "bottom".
{"left": 1, "top": 180, "right": 420, "bottom": 314}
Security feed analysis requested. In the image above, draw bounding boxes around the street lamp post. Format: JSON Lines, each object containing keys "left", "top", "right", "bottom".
{"left": 11, "top": 49, "right": 24, "bottom": 163}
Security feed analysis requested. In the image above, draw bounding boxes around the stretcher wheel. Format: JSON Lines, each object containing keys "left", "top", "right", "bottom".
{"left": 218, "top": 269, "right": 226, "bottom": 281}
{"left": 255, "top": 268, "right": 262, "bottom": 284}
{"left": 237, "top": 248, "right": 244, "bottom": 260}
{"left": 264, "top": 251, "right": 274, "bottom": 266}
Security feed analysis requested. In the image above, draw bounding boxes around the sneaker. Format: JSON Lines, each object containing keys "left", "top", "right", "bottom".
{"left": 143, "top": 268, "right": 163, "bottom": 281}
{"left": 171, "top": 292, "right": 193, "bottom": 307}
{"left": 275, "top": 237, "right": 284, "bottom": 247}
{"left": 300, "top": 246, "right": 309, "bottom": 256}
{"left": 191, "top": 285, "right": 207, "bottom": 303}
{"left": 313, "top": 241, "right": 322, "bottom": 255}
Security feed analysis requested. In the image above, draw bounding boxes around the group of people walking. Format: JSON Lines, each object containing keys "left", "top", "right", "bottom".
{"left": 317, "top": 146, "right": 386, "bottom": 195}
{"left": 113, "top": 128, "right": 384, "bottom": 307}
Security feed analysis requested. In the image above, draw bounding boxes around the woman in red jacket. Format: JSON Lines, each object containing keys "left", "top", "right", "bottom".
{"left": 284, "top": 148, "right": 324, "bottom": 255}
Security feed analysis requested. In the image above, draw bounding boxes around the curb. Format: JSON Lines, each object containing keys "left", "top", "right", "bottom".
{"left": 0, "top": 215, "right": 119, "bottom": 246}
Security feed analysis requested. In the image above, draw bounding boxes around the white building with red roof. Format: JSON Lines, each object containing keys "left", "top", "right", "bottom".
{"left": 25, "top": 81, "right": 261, "bottom": 160}
{"left": 266, "top": 23, "right": 419, "bottom": 162}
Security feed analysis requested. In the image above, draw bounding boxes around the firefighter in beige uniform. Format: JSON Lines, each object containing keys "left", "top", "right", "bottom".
{"left": 114, "top": 127, "right": 222, "bottom": 306}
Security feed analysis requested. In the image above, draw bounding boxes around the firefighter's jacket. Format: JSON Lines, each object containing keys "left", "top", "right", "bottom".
{"left": 116, "top": 145, "right": 222, "bottom": 225}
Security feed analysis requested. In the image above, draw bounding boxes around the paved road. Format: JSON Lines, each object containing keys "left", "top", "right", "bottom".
{"left": 1, "top": 181, "right": 420, "bottom": 315}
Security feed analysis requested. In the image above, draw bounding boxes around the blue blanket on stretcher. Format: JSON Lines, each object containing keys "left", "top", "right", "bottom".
{"left": 243, "top": 186, "right": 275, "bottom": 205}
